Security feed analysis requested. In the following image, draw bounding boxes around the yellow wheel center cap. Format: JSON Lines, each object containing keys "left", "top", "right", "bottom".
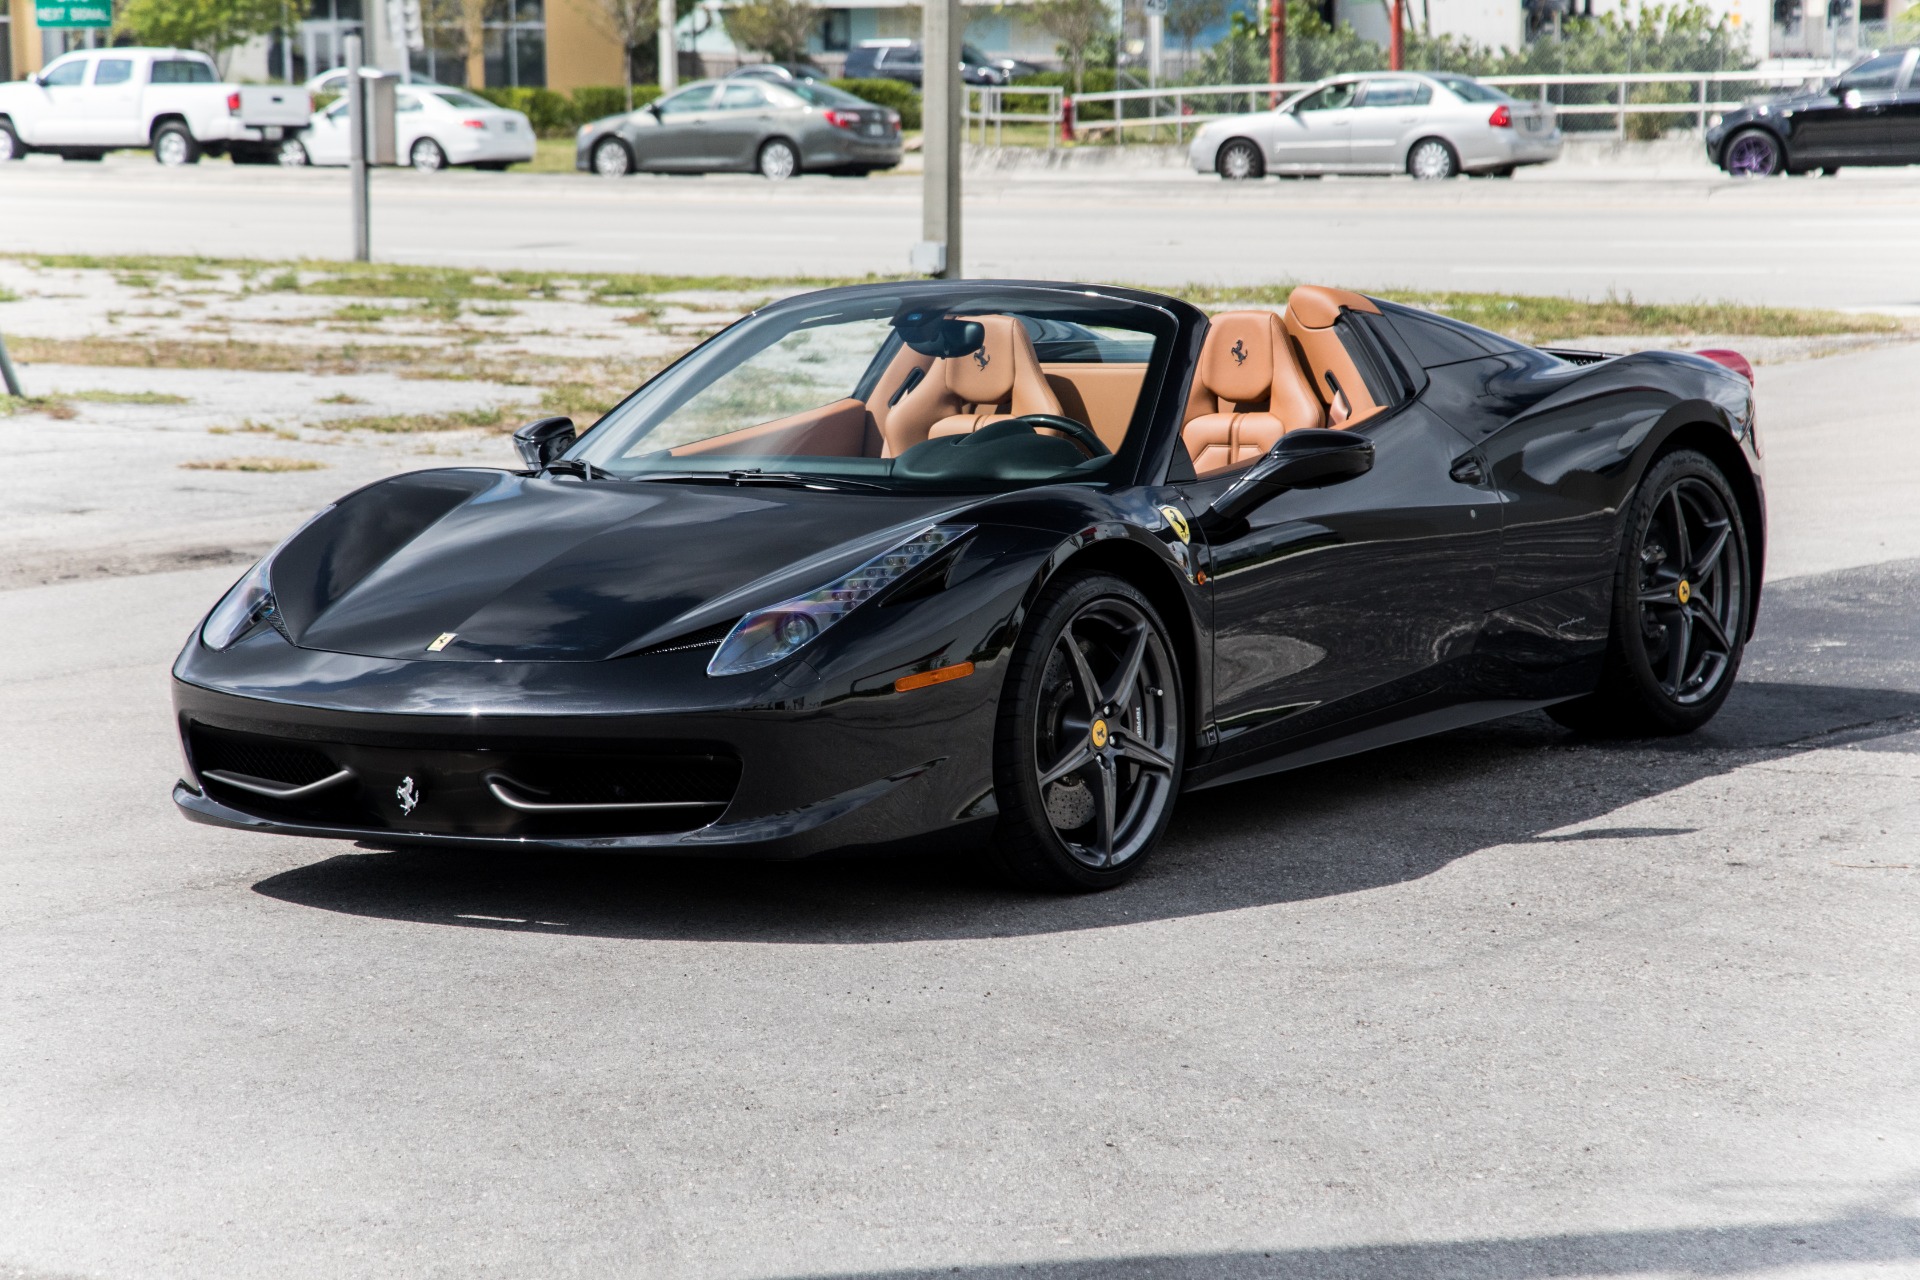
{"left": 1677, "top": 579, "right": 1692, "bottom": 604}
{"left": 1089, "top": 719, "right": 1110, "bottom": 750}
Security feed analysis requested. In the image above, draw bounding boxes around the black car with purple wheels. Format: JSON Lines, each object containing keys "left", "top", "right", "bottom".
{"left": 1708, "top": 46, "right": 1920, "bottom": 177}
{"left": 173, "top": 280, "right": 1764, "bottom": 891}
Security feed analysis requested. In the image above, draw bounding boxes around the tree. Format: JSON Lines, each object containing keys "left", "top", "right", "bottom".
{"left": 722, "top": 0, "right": 821, "bottom": 63}
{"left": 1164, "top": 0, "right": 1225, "bottom": 73}
{"left": 458, "top": 0, "right": 488, "bottom": 89}
{"left": 1029, "top": 0, "right": 1112, "bottom": 93}
{"left": 115, "top": 0, "right": 283, "bottom": 67}
{"left": 588, "top": 0, "right": 658, "bottom": 108}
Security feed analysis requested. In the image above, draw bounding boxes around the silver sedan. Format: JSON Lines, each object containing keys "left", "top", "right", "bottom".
{"left": 576, "top": 78, "right": 902, "bottom": 180}
{"left": 1189, "top": 72, "right": 1562, "bottom": 180}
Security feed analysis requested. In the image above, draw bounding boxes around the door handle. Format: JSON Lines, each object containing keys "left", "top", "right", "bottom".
{"left": 1449, "top": 455, "right": 1486, "bottom": 485}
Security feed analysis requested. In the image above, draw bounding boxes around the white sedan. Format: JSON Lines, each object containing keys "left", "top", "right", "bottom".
{"left": 283, "top": 85, "right": 535, "bottom": 171}
{"left": 1189, "top": 71, "right": 1561, "bottom": 180}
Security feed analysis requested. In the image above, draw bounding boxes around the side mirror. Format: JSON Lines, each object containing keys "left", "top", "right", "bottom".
{"left": 645, "top": 101, "right": 662, "bottom": 118}
{"left": 1208, "top": 428, "right": 1374, "bottom": 525}
{"left": 513, "top": 416, "right": 576, "bottom": 470}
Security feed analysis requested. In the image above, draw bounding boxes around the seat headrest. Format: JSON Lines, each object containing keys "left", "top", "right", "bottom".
{"left": 1199, "top": 311, "right": 1280, "bottom": 404}
{"left": 1285, "top": 285, "right": 1380, "bottom": 330}
{"left": 946, "top": 315, "right": 1025, "bottom": 405}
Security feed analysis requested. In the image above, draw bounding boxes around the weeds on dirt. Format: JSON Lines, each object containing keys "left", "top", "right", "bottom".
{"left": 0, "top": 394, "right": 76, "bottom": 419}
{"left": 57, "top": 389, "right": 191, "bottom": 405}
{"left": 181, "top": 456, "right": 327, "bottom": 472}
{"left": 326, "top": 405, "right": 513, "bottom": 433}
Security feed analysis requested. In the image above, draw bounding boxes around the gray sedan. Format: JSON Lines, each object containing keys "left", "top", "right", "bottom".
{"left": 1189, "top": 71, "right": 1562, "bottom": 180}
{"left": 576, "top": 78, "right": 902, "bottom": 180}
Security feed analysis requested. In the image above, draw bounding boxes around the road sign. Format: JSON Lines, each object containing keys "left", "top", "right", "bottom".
{"left": 35, "top": 1, "right": 111, "bottom": 27}
{"left": 1143, "top": 0, "right": 1168, "bottom": 15}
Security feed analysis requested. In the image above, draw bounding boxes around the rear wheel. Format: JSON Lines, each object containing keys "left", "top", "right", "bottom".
{"left": 757, "top": 137, "right": 799, "bottom": 180}
{"left": 153, "top": 122, "right": 200, "bottom": 166}
{"left": 592, "top": 137, "right": 633, "bottom": 177}
{"left": 409, "top": 138, "right": 447, "bottom": 171}
{"left": 990, "top": 572, "right": 1185, "bottom": 892}
{"left": 0, "top": 121, "right": 22, "bottom": 161}
{"left": 1723, "top": 128, "right": 1782, "bottom": 177}
{"left": 277, "top": 137, "right": 310, "bottom": 166}
{"left": 1549, "top": 450, "right": 1750, "bottom": 736}
{"left": 1217, "top": 137, "right": 1263, "bottom": 180}
{"left": 1407, "top": 137, "right": 1458, "bottom": 180}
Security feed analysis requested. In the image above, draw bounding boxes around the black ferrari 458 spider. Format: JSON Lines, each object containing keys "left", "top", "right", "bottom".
{"left": 173, "top": 281, "right": 1764, "bottom": 890}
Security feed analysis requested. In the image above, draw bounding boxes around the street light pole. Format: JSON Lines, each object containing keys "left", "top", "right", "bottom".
{"left": 658, "top": 0, "right": 678, "bottom": 92}
{"left": 917, "top": 0, "right": 962, "bottom": 278}
{"left": 1389, "top": 0, "right": 1404, "bottom": 70}
{"left": 345, "top": 33, "right": 370, "bottom": 262}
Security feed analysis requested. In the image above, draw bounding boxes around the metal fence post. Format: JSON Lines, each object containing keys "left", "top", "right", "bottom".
{"left": 0, "top": 330, "right": 23, "bottom": 399}
{"left": 1697, "top": 76, "right": 1708, "bottom": 134}
{"left": 1618, "top": 77, "right": 1627, "bottom": 140}
{"left": 346, "top": 33, "right": 370, "bottom": 262}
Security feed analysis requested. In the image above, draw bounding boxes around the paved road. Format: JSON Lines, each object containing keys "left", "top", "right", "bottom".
{"left": 4, "top": 159, "right": 1920, "bottom": 308}
{"left": 0, "top": 343, "right": 1916, "bottom": 1278}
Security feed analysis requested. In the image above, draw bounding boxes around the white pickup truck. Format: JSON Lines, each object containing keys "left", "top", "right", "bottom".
{"left": 0, "top": 48, "right": 310, "bottom": 165}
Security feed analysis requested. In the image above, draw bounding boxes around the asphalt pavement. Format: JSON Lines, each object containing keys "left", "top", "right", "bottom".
{"left": 4, "top": 158, "right": 1920, "bottom": 308}
{"left": 0, "top": 335, "right": 1916, "bottom": 1277}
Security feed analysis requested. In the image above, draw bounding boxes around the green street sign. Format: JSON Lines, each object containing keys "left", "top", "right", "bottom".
{"left": 36, "top": 2, "right": 112, "bottom": 27}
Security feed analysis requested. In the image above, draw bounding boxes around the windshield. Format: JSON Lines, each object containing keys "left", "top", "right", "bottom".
{"left": 1430, "top": 74, "right": 1512, "bottom": 104}
{"left": 430, "top": 89, "right": 495, "bottom": 110}
{"left": 572, "top": 285, "right": 1174, "bottom": 493}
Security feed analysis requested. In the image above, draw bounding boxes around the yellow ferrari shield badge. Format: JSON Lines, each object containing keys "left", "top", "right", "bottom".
{"left": 1090, "top": 719, "right": 1110, "bottom": 749}
{"left": 1159, "top": 505, "right": 1191, "bottom": 544}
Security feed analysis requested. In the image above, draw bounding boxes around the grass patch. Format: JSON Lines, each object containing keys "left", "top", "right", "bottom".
{"left": 57, "top": 389, "right": 191, "bottom": 405}
{"left": 181, "top": 456, "right": 327, "bottom": 472}
{"left": 0, "top": 285, "right": 20, "bottom": 303}
{"left": 332, "top": 303, "right": 405, "bottom": 323}
{"left": 0, "top": 394, "right": 75, "bottom": 419}
{"left": 318, "top": 392, "right": 366, "bottom": 404}
{"left": 327, "top": 405, "right": 514, "bottom": 433}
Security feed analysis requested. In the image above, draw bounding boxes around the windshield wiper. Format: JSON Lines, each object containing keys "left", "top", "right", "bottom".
{"left": 634, "top": 469, "right": 890, "bottom": 492}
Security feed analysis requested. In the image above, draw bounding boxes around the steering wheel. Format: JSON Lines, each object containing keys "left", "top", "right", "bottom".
{"left": 997, "top": 413, "right": 1111, "bottom": 459}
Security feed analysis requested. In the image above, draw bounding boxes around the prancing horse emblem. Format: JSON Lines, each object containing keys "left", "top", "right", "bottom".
{"left": 1230, "top": 339, "right": 1249, "bottom": 365}
{"left": 972, "top": 348, "right": 990, "bottom": 370}
{"left": 395, "top": 776, "right": 421, "bottom": 815}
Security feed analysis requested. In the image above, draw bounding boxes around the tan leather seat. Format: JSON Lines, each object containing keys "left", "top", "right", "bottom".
{"left": 1182, "top": 310, "right": 1325, "bottom": 476}
{"left": 911, "top": 316, "right": 1066, "bottom": 440}
{"left": 1283, "top": 285, "right": 1384, "bottom": 427}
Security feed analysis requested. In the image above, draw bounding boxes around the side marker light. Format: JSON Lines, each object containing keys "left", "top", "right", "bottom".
{"left": 895, "top": 661, "right": 974, "bottom": 693}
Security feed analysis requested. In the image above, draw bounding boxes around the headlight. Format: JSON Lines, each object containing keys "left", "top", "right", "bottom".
{"left": 200, "top": 506, "right": 333, "bottom": 651}
{"left": 706, "top": 524, "right": 972, "bottom": 677}
{"left": 1708, "top": 112, "right": 1723, "bottom": 128}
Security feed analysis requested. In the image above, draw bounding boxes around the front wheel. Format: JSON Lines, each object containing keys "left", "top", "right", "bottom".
{"left": 757, "top": 137, "right": 799, "bottom": 180}
{"left": 990, "top": 572, "right": 1185, "bottom": 891}
{"left": 1217, "top": 137, "right": 1264, "bottom": 180}
{"left": 409, "top": 138, "right": 448, "bottom": 171}
{"left": 592, "top": 137, "right": 633, "bottom": 177}
{"left": 1407, "top": 137, "right": 1458, "bottom": 180}
{"left": 277, "top": 137, "right": 310, "bottom": 167}
{"left": 1723, "top": 128, "right": 1783, "bottom": 178}
{"left": 0, "top": 121, "right": 23, "bottom": 161}
{"left": 1549, "top": 449, "right": 1750, "bottom": 737}
{"left": 153, "top": 122, "right": 200, "bottom": 166}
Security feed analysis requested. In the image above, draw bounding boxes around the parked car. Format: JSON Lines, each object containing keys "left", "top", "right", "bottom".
{"left": 728, "top": 62, "right": 829, "bottom": 85}
{"left": 577, "top": 77, "right": 901, "bottom": 179}
{"left": 0, "top": 47, "right": 310, "bottom": 165}
{"left": 1707, "top": 46, "right": 1920, "bottom": 177}
{"left": 1189, "top": 71, "right": 1562, "bottom": 180}
{"left": 284, "top": 86, "right": 534, "bottom": 170}
{"left": 842, "top": 38, "right": 1020, "bottom": 87}
{"left": 305, "top": 67, "right": 445, "bottom": 98}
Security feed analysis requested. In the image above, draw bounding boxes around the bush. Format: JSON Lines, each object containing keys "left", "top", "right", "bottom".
{"left": 471, "top": 87, "right": 577, "bottom": 137}
{"left": 572, "top": 84, "right": 658, "bottom": 123}
{"left": 830, "top": 78, "right": 921, "bottom": 129}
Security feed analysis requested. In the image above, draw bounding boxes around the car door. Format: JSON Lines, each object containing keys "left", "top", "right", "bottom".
{"left": 70, "top": 55, "right": 141, "bottom": 145}
{"left": 393, "top": 89, "right": 430, "bottom": 159}
{"left": 304, "top": 99, "right": 353, "bottom": 164}
{"left": 631, "top": 84, "right": 718, "bottom": 169}
{"left": 1879, "top": 49, "right": 1920, "bottom": 163}
{"left": 1794, "top": 50, "right": 1906, "bottom": 161}
{"left": 26, "top": 55, "right": 91, "bottom": 146}
{"left": 1180, "top": 331, "right": 1501, "bottom": 767}
{"left": 1266, "top": 80, "right": 1358, "bottom": 172}
{"left": 1349, "top": 77, "right": 1431, "bottom": 171}
{"left": 709, "top": 81, "right": 773, "bottom": 168}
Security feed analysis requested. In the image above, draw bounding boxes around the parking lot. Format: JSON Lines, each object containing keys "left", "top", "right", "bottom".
{"left": 5, "top": 156, "right": 1920, "bottom": 307}
{"left": 1, "top": 198, "right": 1917, "bottom": 1278}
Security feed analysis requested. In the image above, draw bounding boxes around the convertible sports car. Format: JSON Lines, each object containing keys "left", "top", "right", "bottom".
{"left": 172, "top": 282, "right": 1764, "bottom": 891}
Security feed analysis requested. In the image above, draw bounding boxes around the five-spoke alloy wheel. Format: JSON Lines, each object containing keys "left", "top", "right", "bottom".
{"left": 1551, "top": 450, "right": 1750, "bottom": 736}
{"left": 993, "top": 572, "right": 1184, "bottom": 890}
{"left": 1724, "top": 128, "right": 1783, "bottom": 178}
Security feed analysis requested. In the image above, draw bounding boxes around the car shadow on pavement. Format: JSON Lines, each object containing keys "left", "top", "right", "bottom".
{"left": 788, "top": 1199, "right": 1920, "bottom": 1279}
{"left": 249, "top": 676, "right": 1920, "bottom": 945}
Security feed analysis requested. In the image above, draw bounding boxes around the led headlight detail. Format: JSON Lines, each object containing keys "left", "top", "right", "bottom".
{"left": 707, "top": 524, "right": 972, "bottom": 677}
{"left": 200, "top": 505, "right": 334, "bottom": 652}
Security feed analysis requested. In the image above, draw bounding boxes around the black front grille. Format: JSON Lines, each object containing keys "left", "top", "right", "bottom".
{"left": 185, "top": 721, "right": 740, "bottom": 839}
{"left": 189, "top": 726, "right": 339, "bottom": 786}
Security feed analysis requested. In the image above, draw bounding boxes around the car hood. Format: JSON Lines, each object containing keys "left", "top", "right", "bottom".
{"left": 268, "top": 468, "right": 971, "bottom": 662}
{"left": 1719, "top": 88, "right": 1834, "bottom": 125}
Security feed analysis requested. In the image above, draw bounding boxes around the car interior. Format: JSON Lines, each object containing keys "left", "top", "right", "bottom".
{"left": 637, "top": 285, "right": 1394, "bottom": 483}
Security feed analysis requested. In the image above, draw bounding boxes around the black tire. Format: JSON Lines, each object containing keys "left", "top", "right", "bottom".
{"left": 1216, "top": 137, "right": 1264, "bottom": 180}
{"left": 989, "top": 571, "right": 1185, "bottom": 892}
{"left": 152, "top": 121, "right": 200, "bottom": 166}
{"left": 1407, "top": 136, "right": 1458, "bottom": 180}
{"left": 0, "top": 120, "right": 24, "bottom": 161}
{"left": 1548, "top": 449, "right": 1751, "bottom": 737}
{"left": 1721, "top": 127, "right": 1783, "bottom": 178}
{"left": 591, "top": 136, "right": 633, "bottom": 177}
{"left": 757, "top": 136, "right": 800, "bottom": 180}
{"left": 473, "top": 160, "right": 512, "bottom": 171}
{"left": 409, "top": 138, "right": 448, "bottom": 171}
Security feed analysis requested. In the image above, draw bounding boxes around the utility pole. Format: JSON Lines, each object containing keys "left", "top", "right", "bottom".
{"left": 658, "top": 0, "right": 678, "bottom": 92}
{"left": 916, "top": 0, "right": 961, "bottom": 278}
{"left": 1389, "top": 0, "right": 1404, "bottom": 70}
{"left": 346, "top": 33, "right": 370, "bottom": 262}
{"left": 1268, "top": 0, "right": 1285, "bottom": 103}
{"left": 1146, "top": 0, "right": 1164, "bottom": 89}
